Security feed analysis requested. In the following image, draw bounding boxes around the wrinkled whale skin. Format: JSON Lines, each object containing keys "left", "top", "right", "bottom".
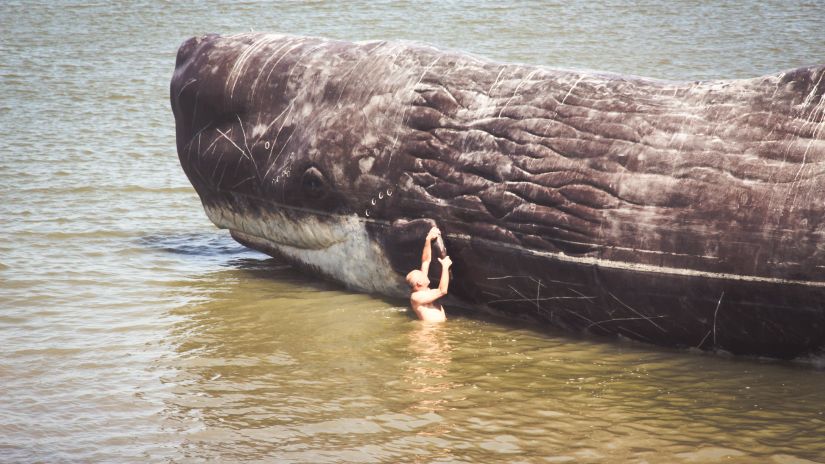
{"left": 171, "top": 33, "right": 825, "bottom": 358}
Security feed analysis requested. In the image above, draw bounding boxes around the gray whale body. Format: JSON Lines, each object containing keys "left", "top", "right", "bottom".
{"left": 171, "top": 33, "right": 825, "bottom": 358}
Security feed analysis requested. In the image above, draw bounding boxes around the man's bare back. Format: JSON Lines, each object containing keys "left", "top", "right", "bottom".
{"left": 410, "top": 298, "right": 446, "bottom": 323}
{"left": 406, "top": 227, "right": 452, "bottom": 322}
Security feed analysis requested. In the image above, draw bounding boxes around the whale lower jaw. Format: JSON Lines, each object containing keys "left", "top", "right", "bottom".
{"left": 204, "top": 204, "right": 408, "bottom": 297}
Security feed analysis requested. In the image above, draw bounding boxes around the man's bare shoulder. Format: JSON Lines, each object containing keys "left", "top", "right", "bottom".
{"left": 410, "top": 289, "right": 427, "bottom": 302}
{"left": 410, "top": 288, "right": 444, "bottom": 305}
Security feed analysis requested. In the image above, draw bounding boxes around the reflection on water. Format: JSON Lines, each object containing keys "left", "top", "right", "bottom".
{"left": 403, "top": 322, "right": 460, "bottom": 463}
{"left": 405, "top": 322, "right": 456, "bottom": 413}
{"left": 139, "top": 233, "right": 253, "bottom": 259}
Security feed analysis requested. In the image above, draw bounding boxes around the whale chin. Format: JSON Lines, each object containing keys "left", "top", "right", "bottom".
{"left": 203, "top": 202, "right": 348, "bottom": 251}
{"left": 204, "top": 201, "right": 408, "bottom": 297}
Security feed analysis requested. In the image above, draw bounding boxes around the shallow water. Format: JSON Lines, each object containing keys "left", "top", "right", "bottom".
{"left": 2, "top": 1, "right": 825, "bottom": 462}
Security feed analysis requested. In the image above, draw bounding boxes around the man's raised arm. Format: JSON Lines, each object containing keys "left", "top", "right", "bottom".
{"left": 436, "top": 256, "right": 452, "bottom": 296}
{"left": 420, "top": 227, "right": 440, "bottom": 275}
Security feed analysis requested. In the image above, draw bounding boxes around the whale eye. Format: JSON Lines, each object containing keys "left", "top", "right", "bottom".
{"left": 301, "top": 166, "right": 327, "bottom": 199}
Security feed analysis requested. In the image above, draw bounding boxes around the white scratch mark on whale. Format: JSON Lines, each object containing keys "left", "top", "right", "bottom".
{"left": 263, "top": 40, "right": 307, "bottom": 88}
{"left": 498, "top": 68, "right": 540, "bottom": 118}
{"left": 182, "top": 120, "right": 213, "bottom": 155}
{"left": 174, "top": 77, "right": 197, "bottom": 109}
{"left": 228, "top": 34, "right": 281, "bottom": 101}
{"left": 250, "top": 40, "right": 296, "bottom": 100}
{"left": 386, "top": 54, "right": 443, "bottom": 168}
{"left": 607, "top": 289, "right": 666, "bottom": 332}
{"left": 789, "top": 72, "right": 825, "bottom": 209}
{"left": 549, "top": 74, "right": 585, "bottom": 121}
{"left": 237, "top": 114, "right": 252, "bottom": 158}
{"left": 335, "top": 42, "right": 387, "bottom": 107}
{"left": 559, "top": 75, "right": 585, "bottom": 107}
{"left": 216, "top": 128, "right": 252, "bottom": 165}
{"left": 487, "top": 65, "right": 508, "bottom": 96}
{"left": 264, "top": 112, "right": 299, "bottom": 180}
{"left": 712, "top": 291, "right": 725, "bottom": 346}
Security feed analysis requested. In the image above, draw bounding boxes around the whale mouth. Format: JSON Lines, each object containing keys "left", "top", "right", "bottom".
{"left": 202, "top": 200, "right": 407, "bottom": 296}
{"left": 203, "top": 202, "right": 349, "bottom": 251}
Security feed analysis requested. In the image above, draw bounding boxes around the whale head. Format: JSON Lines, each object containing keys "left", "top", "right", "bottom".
{"left": 170, "top": 33, "right": 447, "bottom": 296}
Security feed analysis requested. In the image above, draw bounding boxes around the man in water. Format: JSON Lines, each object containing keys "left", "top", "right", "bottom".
{"left": 406, "top": 227, "right": 453, "bottom": 322}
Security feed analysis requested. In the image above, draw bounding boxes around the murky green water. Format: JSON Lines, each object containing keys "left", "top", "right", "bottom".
{"left": 2, "top": 1, "right": 825, "bottom": 462}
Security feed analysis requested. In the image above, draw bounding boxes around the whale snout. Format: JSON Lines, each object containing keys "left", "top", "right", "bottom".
{"left": 174, "top": 34, "right": 218, "bottom": 69}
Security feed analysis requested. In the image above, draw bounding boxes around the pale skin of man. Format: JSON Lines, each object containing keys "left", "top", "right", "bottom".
{"left": 406, "top": 227, "right": 453, "bottom": 322}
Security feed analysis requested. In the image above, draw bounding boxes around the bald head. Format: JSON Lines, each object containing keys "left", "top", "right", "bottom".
{"left": 406, "top": 269, "right": 429, "bottom": 290}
